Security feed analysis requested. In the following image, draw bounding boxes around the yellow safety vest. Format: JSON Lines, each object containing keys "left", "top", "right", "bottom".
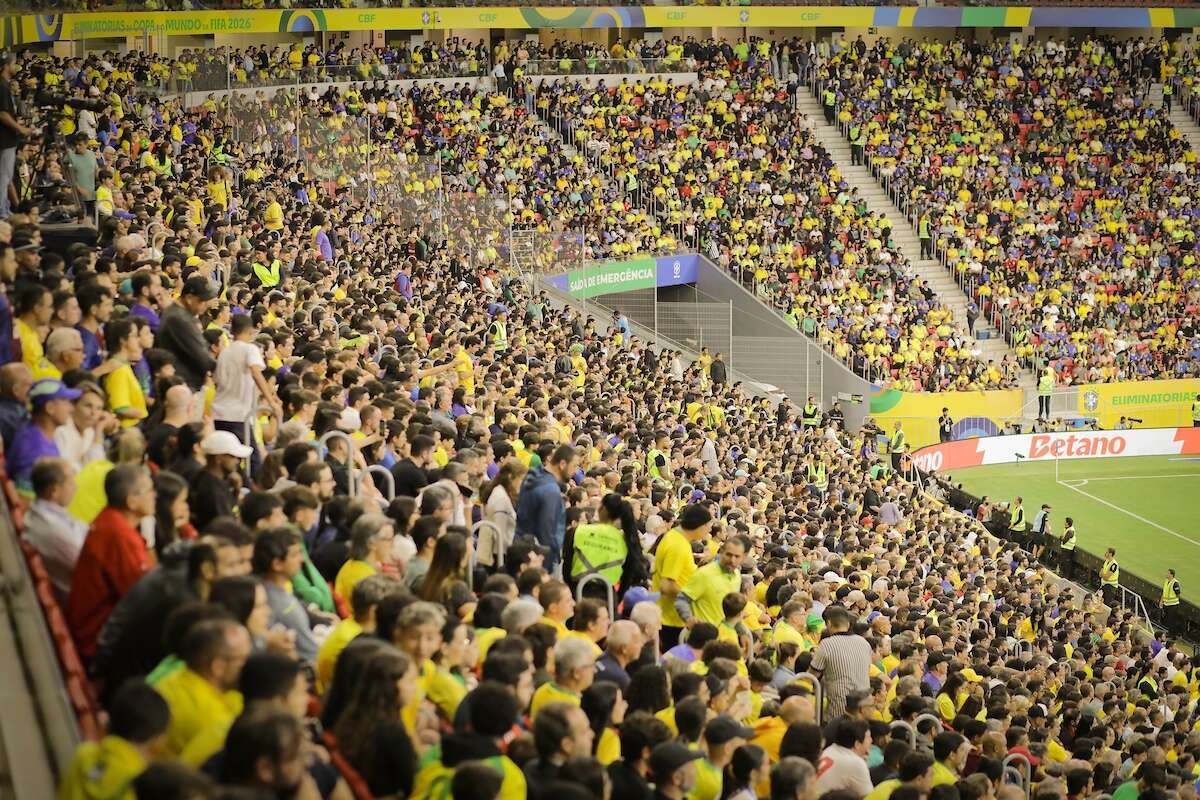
{"left": 1102, "top": 559, "right": 1120, "bottom": 587}
{"left": 253, "top": 259, "right": 281, "bottom": 288}
{"left": 1060, "top": 526, "right": 1076, "bottom": 551}
{"left": 1192, "top": 401, "right": 1200, "bottom": 420}
{"left": 571, "top": 522, "right": 628, "bottom": 585}
{"left": 490, "top": 319, "right": 508, "bottom": 352}
{"left": 1163, "top": 578, "right": 1180, "bottom": 607}
{"left": 1009, "top": 505, "right": 1025, "bottom": 532}
{"left": 648, "top": 448, "right": 668, "bottom": 480}
{"left": 808, "top": 463, "right": 827, "bottom": 490}
{"left": 802, "top": 404, "right": 819, "bottom": 425}
{"left": 892, "top": 430, "right": 907, "bottom": 453}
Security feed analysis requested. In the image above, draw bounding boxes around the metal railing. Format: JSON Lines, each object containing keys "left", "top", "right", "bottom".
{"left": 796, "top": 671, "right": 824, "bottom": 726}
{"left": 524, "top": 57, "right": 682, "bottom": 77}
{"left": 318, "top": 430, "right": 356, "bottom": 498}
{"left": 575, "top": 573, "right": 616, "bottom": 621}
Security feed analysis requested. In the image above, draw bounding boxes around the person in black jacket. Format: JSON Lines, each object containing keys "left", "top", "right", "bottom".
{"left": 156, "top": 275, "right": 218, "bottom": 392}
{"left": 90, "top": 540, "right": 225, "bottom": 702}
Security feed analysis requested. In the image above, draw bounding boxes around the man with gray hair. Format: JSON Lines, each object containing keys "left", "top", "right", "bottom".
{"left": 595, "top": 619, "right": 644, "bottom": 692}
{"left": 772, "top": 756, "right": 817, "bottom": 800}
{"left": 23, "top": 456, "right": 87, "bottom": 597}
{"left": 66, "top": 463, "right": 155, "bottom": 659}
{"left": 531, "top": 635, "right": 596, "bottom": 719}
{"left": 43, "top": 327, "right": 85, "bottom": 377}
{"left": 502, "top": 598, "right": 544, "bottom": 635}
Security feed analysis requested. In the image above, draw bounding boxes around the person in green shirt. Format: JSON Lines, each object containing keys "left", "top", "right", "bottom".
{"left": 677, "top": 535, "right": 749, "bottom": 629}
{"left": 687, "top": 715, "right": 754, "bottom": 800}
{"left": 1112, "top": 763, "right": 1168, "bottom": 800}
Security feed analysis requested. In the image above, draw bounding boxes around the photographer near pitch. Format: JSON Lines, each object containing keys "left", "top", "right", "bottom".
{"left": 0, "top": 53, "right": 32, "bottom": 220}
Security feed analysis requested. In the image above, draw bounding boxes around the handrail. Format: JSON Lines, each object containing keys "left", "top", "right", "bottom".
{"left": 1003, "top": 752, "right": 1033, "bottom": 798}
{"left": 889, "top": 720, "right": 915, "bottom": 747}
{"left": 914, "top": 713, "right": 945, "bottom": 737}
{"left": 367, "top": 465, "right": 394, "bottom": 502}
{"left": 1008, "top": 639, "right": 1034, "bottom": 660}
{"left": 318, "top": 431, "right": 356, "bottom": 498}
{"left": 795, "top": 671, "right": 824, "bottom": 727}
{"left": 575, "top": 573, "right": 615, "bottom": 621}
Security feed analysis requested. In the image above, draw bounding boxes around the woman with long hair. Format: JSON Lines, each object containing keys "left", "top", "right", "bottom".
{"left": 568, "top": 492, "right": 649, "bottom": 599}
{"left": 152, "top": 470, "right": 194, "bottom": 557}
{"left": 720, "top": 744, "right": 769, "bottom": 800}
{"left": 320, "top": 636, "right": 390, "bottom": 730}
{"left": 333, "top": 646, "right": 420, "bottom": 799}
{"left": 625, "top": 664, "right": 671, "bottom": 716}
{"left": 416, "top": 531, "right": 475, "bottom": 619}
{"left": 478, "top": 459, "right": 526, "bottom": 569}
{"left": 582, "top": 680, "right": 627, "bottom": 765}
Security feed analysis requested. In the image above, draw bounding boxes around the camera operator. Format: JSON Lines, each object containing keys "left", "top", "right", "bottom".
{"left": 0, "top": 53, "right": 33, "bottom": 220}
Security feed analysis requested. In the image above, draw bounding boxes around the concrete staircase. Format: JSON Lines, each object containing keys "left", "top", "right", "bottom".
{"left": 1168, "top": 99, "right": 1200, "bottom": 155}
{"left": 795, "top": 87, "right": 1035, "bottom": 389}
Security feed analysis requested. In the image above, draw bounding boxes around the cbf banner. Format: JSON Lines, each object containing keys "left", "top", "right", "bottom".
{"left": 546, "top": 255, "right": 698, "bottom": 299}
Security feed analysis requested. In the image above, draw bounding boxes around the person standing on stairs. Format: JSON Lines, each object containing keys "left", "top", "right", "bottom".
{"left": 918, "top": 212, "right": 932, "bottom": 259}
{"left": 822, "top": 84, "right": 836, "bottom": 125}
{"left": 850, "top": 122, "right": 865, "bottom": 166}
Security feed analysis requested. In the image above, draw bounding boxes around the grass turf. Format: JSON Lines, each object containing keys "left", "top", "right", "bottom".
{"left": 946, "top": 454, "right": 1200, "bottom": 591}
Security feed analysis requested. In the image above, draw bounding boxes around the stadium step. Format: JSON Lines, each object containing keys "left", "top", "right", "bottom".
{"left": 796, "top": 85, "right": 1036, "bottom": 389}
{"left": 1169, "top": 106, "right": 1200, "bottom": 155}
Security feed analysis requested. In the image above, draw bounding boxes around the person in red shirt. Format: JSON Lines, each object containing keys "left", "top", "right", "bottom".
{"left": 66, "top": 463, "right": 156, "bottom": 660}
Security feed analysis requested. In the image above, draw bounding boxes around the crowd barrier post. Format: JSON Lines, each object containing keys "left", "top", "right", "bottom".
{"left": 575, "top": 574, "right": 615, "bottom": 621}
{"left": 795, "top": 672, "right": 824, "bottom": 726}
{"left": 367, "top": 465, "right": 394, "bottom": 502}
{"left": 913, "top": 713, "right": 945, "bottom": 738}
{"left": 889, "top": 720, "right": 916, "bottom": 747}
{"left": 1002, "top": 753, "right": 1032, "bottom": 798}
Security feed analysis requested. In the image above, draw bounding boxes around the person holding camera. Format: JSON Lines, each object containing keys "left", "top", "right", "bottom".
{"left": 0, "top": 53, "right": 33, "bottom": 220}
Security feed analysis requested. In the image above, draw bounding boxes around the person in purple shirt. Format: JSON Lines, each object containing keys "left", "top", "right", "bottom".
{"left": 128, "top": 269, "right": 162, "bottom": 334}
{"left": 8, "top": 379, "right": 80, "bottom": 494}
{"left": 312, "top": 215, "right": 333, "bottom": 261}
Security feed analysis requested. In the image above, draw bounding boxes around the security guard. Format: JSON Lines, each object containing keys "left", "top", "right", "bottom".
{"left": 1100, "top": 547, "right": 1120, "bottom": 606}
{"left": 252, "top": 251, "right": 283, "bottom": 289}
{"left": 1192, "top": 393, "right": 1200, "bottom": 427}
{"left": 489, "top": 308, "right": 508, "bottom": 353}
{"left": 849, "top": 122, "right": 865, "bottom": 166}
{"left": 802, "top": 395, "right": 820, "bottom": 430}
{"left": 1161, "top": 568, "right": 1182, "bottom": 633}
{"left": 807, "top": 459, "right": 828, "bottom": 496}
{"left": 889, "top": 421, "right": 907, "bottom": 471}
{"left": 1037, "top": 367, "right": 1055, "bottom": 418}
{"left": 570, "top": 495, "right": 630, "bottom": 592}
{"left": 822, "top": 85, "right": 836, "bottom": 124}
{"left": 1008, "top": 496, "right": 1027, "bottom": 546}
{"left": 1058, "top": 516, "right": 1076, "bottom": 580}
{"left": 647, "top": 431, "right": 672, "bottom": 483}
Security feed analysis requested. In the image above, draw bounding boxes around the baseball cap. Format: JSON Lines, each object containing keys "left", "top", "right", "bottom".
{"left": 182, "top": 275, "right": 219, "bottom": 300}
{"left": 648, "top": 741, "right": 703, "bottom": 781}
{"left": 201, "top": 431, "right": 253, "bottom": 458}
{"left": 704, "top": 715, "right": 754, "bottom": 745}
{"left": 28, "top": 379, "right": 81, "bottom": 407}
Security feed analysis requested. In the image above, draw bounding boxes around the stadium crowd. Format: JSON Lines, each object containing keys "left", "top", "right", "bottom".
{"left": 818, "top": 36, "right": 1200, "bottom": 384}
{"left": 534, "top": 68, "right": 1020, "bottom": 391}
{"left": 0, "top": 37, "right": 1189, "bottom": 800}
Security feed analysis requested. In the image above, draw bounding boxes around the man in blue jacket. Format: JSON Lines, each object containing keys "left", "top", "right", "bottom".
{"left": 515, "top": 444, "right": 578, "bottom": 573}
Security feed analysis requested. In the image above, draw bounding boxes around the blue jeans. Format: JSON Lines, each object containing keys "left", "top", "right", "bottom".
{"left": 0, "top": 147, "right": 15, "bottom": 219}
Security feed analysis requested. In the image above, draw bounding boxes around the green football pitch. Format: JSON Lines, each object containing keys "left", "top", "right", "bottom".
{"left": 947, "top": 455, "right": 1200, "bottom": 591}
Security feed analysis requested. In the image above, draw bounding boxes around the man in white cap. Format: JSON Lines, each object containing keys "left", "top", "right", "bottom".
{"left": 190, "top": 430, "right": 251, "bottom": 530}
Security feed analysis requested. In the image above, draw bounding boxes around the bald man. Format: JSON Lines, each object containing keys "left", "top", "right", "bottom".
{"left": 752, "top": 692, "right": 815, "bottom": 764}
{"left": 146, "top": 383, "right": 194, "bottom": 468}
{"left": 595, "top": 619, "right": 644, "bottom": 692}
